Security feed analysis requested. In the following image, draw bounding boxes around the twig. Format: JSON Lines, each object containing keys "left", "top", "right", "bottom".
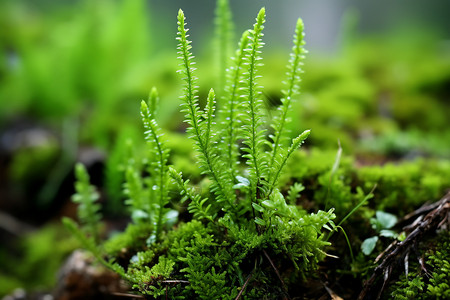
{"left": 234, "top": 272, "right": 253, "bottom": 300}
{"left": 322, "top": 281, "right": 344, "bottom": 300}
{"left": 161, "top": 280, "right": 190, "bottom": 284}
{"left": 109, "top": 292, "right": 145, "bottom": 298}
{"left": 262, "top": 249, "right": 291, "bottom": 299}
{"left": 358, "top": 191, "right": 450, "bottom": 300}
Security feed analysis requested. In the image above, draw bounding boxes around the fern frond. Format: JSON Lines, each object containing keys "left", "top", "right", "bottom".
{"left": 62, "top": 217, "right": 103, "bottom": 262}
{"left": 269, "top": 18, "right": 307, "bottom": 177}
{"left": 72, "top": 163, "right": 102, "bottom": 243}
{"left": 141, "top": 100, "right": 170, "bottom": 241}
{"left": 124, "top": 166, "right": 149, "bottom": 223}
{"left": 177, "top": 9, "right": 201, "bottom": 134}
{"left": 121, "top": 138, "right": 148, "bottom": 221}
{"left": 219, "top": 30, "right": 250, "bottom": 176}
{"left": 124, "top": 166, "right": 144, "bottom": 209}
{"left": 169, "top": 167, "right": 216, "bottom": 223}
{"left": 203, "top": 88, "right": 216, "bottom": 149}
{"left": 177, "top": 10, "right": 236, "bottom": 211}
{"left": 287, "top": 182, "right": 305, "bottom": 205}
{"left": 266, "top": 129, "right": 310, "bottom": 198}
{"left": 241, "top": 8, "right": 267, "bottom": 201}
{"left": 148, "top": 86, "right": 159, "bottom": 116}
{"left": 62, "top": 217, "right": 127, "bottom": 279}
{"left": 104, "top": 127, "right": 140, "bottom": 215}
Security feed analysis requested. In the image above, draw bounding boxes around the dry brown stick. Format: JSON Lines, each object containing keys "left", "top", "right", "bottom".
{"left": 234, "top": 271, "right": 253, "bottom": 300}
{"left": 262, "top": 249, "right": 291, "bottom": 299}
{"left": 322, "top": 281, "right": 344, "bottom": 300}
{"left": 110, "top": 292, "right": 145, "bottom": 298}
{"left": 357, "top": 191, "right": 450, "bottom": 300}
{"left": 161, "top": 280, "right": 190, "bottom": 284}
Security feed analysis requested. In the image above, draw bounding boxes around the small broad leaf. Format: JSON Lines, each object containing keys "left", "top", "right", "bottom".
{"left": 397, "top": 232, "right": 406, "bottom": 241}
{"left": 254, "top": 217, "right": 266, "bottom": 226}
{"left": 236, "top": 176, "right": 250, "bottom": 186}
{"left": 233, "top": 183, "right": 249, "bottom": 189}
{"left": 375, "top": 211, "right": 397, "bottom": 229}
{"left": 323, "top": 224, "right": 333, "bottom": 231}
{"left": 146, "top": 234, "right": 157, "bottom": 246}
{"left": 233, "top": 176, "right": 251, "bottom": 190}
{"left": 261, "top": 200, "right": 275, "bottom": 210}
{"left": 164, "top": 210, "right": 179, "bottom": 227}
{"left": 379, "top": 229, "right": 398, "bottom": 239}
{"left": 252, "top": 202, "right": 264, "bottom": 212}
{"left": 361, "top": 236, "right": 379, "bottom": 255}
{"left": 131, "top": 209, "right": 149, "bottom": 222}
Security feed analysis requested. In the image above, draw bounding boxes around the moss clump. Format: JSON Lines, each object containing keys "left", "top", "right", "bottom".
{"left": 65, "top": 3, "right": 337, "bottom": 299}
{"left": 389, "top": 231, "right": 450, "bottom": 299}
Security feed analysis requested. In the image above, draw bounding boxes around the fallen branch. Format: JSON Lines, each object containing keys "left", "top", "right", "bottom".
{"left": 234, "top": 271, "right": 253, "bottom": 300}
{"left": 263, "top": 249, "right": 291, "bottom": 300}
{"left": 358, "top": 191, "right": 450, "bottom": 300}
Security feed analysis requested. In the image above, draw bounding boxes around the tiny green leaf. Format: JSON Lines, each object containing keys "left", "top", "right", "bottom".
{"left": 252, "top": 202, "right": 264, "bottom": 212}
{"left": 379, "top": 229, "right": 398, "bottom": 239}
{"left": 254, "top": 217, "right": 266, "bottom": 226}
{"left": 261, "top": 200, "right": 275, "bottom": 210}
{"left": 361, "top": 236, "right": 379, "bottom": 255}
{"left": 376, "top": 211, "right": 397, "bottom": 229}
{"left": 236, "top": 176, "right": 250, "bottom": 186}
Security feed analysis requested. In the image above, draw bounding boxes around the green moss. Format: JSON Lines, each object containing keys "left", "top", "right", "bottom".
{"left": 357, "top": 159, "right": 450, "bottom": 212}
{"left": 65, "top": 4, "right": 339, "bottom": 299}
{"left": 0, "top": 224, "right": 79, "bottom": 296}
{"left": 389, "top": 231, "right": 450, "bottom": 299}
{"left": 52, "top": 1, "right": 450, "bottom": 299}
{"left": 103, "top": 222, "right": 153, "bottom": 258}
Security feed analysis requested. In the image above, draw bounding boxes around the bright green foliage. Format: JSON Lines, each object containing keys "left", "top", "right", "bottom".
{"left": 106, "top": 93, "right": 173, "bottom": 241}
{"left": 286, "top": 182, "right": 305, "bottom": 205}
{"left": 219, "top": 29, "right": 250, "bottom": 176}
{"left": 124, "top": 165, "right": 147, "bottom": 222}
{"left": 358, "top": 159, "right": 450, "bottom": 213}
{"left": 62, "top": 217, "right": 127, "bottom": 279}
{"left": 103, "top": 222, "right": 153, "bottom": 257}
{"left": 361, "top": 211, "right": 398, "bottom": 256}
{"left": 141, "top": 97, "right": 171, "bottom": 241}
{"left": 269, "top": 18, "right": 307, "bottom": 183}
{"left": 241, "top": 8, "right": 269, "bottom": 200}
{"left": 129, "top": 256, "right": 175, "bottom": 297}
{"left": 282, "top": 149, "right": 450, "bottom": 219}
{"left": 266, "top": 129, "right": 310, "bottom": 198}
{"left": 104, "top": 126, "right": 140, "bottom": 215}
{"left": 169, "top": 167, "right": 216, "bottom": 223}
{"left": 174, "top": 5, "right": 334, "bottom": 230}
{"left": 71, "top": 163, "right": 102, "bottom": 243}
{"left": 389, "top": 231, "right": 450, "bottom": 299}
{"left": 68, "top": 3, "right": 336, "bottom": 299}
{"left": 178, "top": 233, "right": 230, "bottom": 299}
{"left": 426, "top": 247, "right": 450, "bottom": 299}
{"left": 391, "top": 276, "right": 425, "bottom": 300}
{"left": 177, "top": 9, "right": 237, "bottom": 212}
